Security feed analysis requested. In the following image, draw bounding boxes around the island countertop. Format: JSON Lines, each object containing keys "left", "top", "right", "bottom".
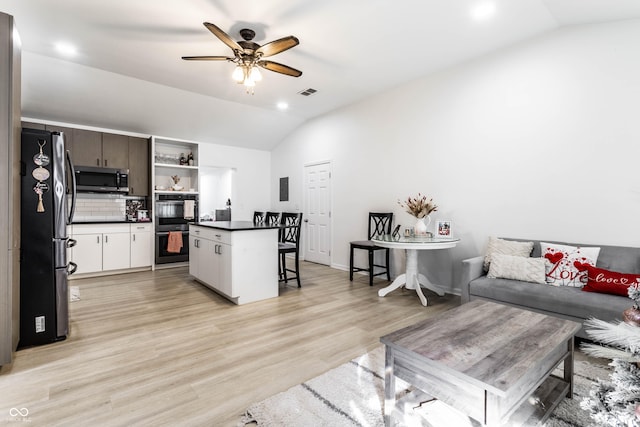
{"left": 190, "top": 221, "right": 279, "bottom": 231}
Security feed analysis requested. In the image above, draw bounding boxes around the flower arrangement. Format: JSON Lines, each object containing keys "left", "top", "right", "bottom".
{"left": 629, "top": 280, "right": 640, "bottom": 309}
{"left": 398, "top": 193, "right": 438, "bottom": 218}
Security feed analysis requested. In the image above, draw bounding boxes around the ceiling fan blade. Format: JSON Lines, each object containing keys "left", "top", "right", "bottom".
{"left": 182, "top": 56, "right": 233, "bottom": 61}
{"left": 258, "top": 60, "right": 303, "bottom": 77}
{"left": 203, "top": 22, "right": 243, "bottom": 52}
{"left": 256, "top": 36, "right": 300, "bottom": 57}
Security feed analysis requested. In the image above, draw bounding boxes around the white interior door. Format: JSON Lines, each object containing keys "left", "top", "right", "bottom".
{"left": 304, "top": 162, "right": 331, "bottom": 265}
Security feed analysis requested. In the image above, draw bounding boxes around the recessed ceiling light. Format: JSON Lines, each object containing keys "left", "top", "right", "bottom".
{"left": 471, "top": 2, "right": 496, "bottom": 21}
{"left": 55, "top": 42, "right": 77, "bottom": 57}
{"left": 277, "top": 102, "right": 289, "bottom": 111}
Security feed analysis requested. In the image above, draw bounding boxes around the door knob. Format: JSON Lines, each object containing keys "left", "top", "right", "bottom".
{"left": 304, "top": 219, "right": 309, "bottom": 223}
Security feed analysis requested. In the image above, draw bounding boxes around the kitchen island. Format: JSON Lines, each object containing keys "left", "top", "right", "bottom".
{"left": 188, "top": 221, "right": 279, "bottom": 305}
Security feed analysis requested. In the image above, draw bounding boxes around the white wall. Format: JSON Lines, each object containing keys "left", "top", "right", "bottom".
{"left": 271, "top": 20, "right": 640, "bottom": 293}
{"left": 199, "top": 143, "right": 271, "bottom": 222}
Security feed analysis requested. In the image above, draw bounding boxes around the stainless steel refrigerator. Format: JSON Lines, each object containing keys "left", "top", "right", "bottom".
{"left": 19, "top": 128, "right": 77, "bottom": 348}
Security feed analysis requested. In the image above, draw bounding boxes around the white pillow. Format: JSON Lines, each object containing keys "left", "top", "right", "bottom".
{"left": 483, "top": 237, "right": 534, "bottom": 271}
{"left": 487, "top": 253, "right": 548, "bottom": 284}
{"left": 540, "top": 242, "right": 600, "bottom": 287}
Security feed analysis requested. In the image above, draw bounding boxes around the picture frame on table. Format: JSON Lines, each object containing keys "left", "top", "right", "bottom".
{"left": 436, "top": 220, "right": 452, "bottom": 237}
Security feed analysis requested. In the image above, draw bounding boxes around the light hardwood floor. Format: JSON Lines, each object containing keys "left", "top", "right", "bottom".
{"left": 0, "top": 262, "right": 461, "bottom": 426}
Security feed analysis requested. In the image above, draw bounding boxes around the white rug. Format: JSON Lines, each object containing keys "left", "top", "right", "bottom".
{"left": 240, "top": 346, "right": 611, "bottom": 427}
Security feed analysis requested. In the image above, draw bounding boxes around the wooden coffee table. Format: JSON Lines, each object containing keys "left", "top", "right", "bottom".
{"left": 380, "top": 300, "right": 581, "bottom": 426}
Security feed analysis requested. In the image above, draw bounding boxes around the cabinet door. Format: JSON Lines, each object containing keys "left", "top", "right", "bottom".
{"left": 72, "top": 233, "right": 103, "bottom": 274}
{"left": 189, "top": 236, "right": 200, "bottom": 278}
{"left": 128, "top": 137, "right": 149, "bottom": 196}
{"left": 216, "top": 243, "right": 233, "bottom": 296}
{"left": 72, "top": 129, "right": 102, "bottom": 167}
{"left": 196, "top": 239, "right": 217, "bottom": 287}
{"left": 102, "top": 133, "right": 129, "bottom": 169}
{"left": 130, "top": 230, "right": 151, "bottom": 268}
{"left": 102, "top": 232, "right": 131, "bottom": 271}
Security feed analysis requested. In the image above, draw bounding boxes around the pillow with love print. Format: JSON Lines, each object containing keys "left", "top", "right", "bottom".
{"left": 575, "top": 263, "right": 640, "bottom": 296}
{"left": 540, "top": 242, "right": 601, "bottom": 287}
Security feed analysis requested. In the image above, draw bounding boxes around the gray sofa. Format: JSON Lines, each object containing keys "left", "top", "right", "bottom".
{"left": 461, "top": 238, "right": 640, "bottom": 338}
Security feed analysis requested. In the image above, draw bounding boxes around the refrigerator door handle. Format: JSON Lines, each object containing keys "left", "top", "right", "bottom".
{"left": 68, "top": 262, "right": 78, "bottom": 276}
{"left": 66, "top": 150, "right": 77, "bottom": 224}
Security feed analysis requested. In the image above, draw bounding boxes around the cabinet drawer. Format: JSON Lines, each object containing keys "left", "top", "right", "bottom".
{"left": 190, "top": 226, "right": 231, "bottom": 244}
{"left": 72, "top": 223, "right": 130, "bottom": 235}
{"left": 130, "top": 223, "right": 152, "bottom": 232}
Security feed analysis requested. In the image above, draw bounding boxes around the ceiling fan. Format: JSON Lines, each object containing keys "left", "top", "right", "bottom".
{"left": 182, "top": 22, "right": 302, "bottom": 93}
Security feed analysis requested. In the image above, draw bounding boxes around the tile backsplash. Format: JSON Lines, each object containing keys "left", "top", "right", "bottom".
{"left": 72, "top": 194, "right": 129, "bottom": 222}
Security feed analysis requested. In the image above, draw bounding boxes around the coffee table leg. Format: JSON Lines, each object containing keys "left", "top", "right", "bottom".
{"left": 384, "top": 345, "right": 395, "bottom": 427}
{"left": 565, "top": 337, "right": 575, "bottom": 398}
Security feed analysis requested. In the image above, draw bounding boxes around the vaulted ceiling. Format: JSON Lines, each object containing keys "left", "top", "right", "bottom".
{"left": 4, "top": 0, "right": 640, "bottom": 149}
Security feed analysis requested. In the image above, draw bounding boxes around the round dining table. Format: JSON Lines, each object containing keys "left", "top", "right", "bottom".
{"left": 372, "top": 235, "right": 460, "bottom": 306}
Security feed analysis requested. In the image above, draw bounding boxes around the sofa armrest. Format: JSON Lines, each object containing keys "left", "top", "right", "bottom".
{"left": 460, "top": 256, "right": 485, "bottom": 303}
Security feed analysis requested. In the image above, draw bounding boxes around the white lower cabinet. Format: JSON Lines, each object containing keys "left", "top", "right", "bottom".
{"left": 189, "top": 224, "right": 277, "bottom": 305}
{"left": 70, "top": 223, "right": 152, "bottom": 276}
{"left": 130, "top": 224, "right": 152, "bottom": 268}
{"left": 190, "top": 229, "right": 232, "bottom": 296}
{"left": 72, "top": 233, "right": 103, "bottom": 274}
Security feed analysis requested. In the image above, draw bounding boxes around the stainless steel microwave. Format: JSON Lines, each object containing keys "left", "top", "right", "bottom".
{"left": 75, "top": 166, "right": 129, "bottom": 194}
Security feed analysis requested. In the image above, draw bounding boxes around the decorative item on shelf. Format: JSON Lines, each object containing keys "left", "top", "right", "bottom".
{"left": 188, "top": 152, "right": 194, "bottom": 166}
{"left": 170, "top": 175, "right": 184, "bottom": 191}
{"left": 179, "top": 153, "right": 187, "bottom": 165}
{"left": 398, "top": 193, "right": 438, "bottom": 236}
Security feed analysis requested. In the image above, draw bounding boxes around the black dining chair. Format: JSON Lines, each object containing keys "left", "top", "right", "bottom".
{"left": 349, "top": 212, "right": 393, "bottom": 286}
{"left": 265, "top": 211, "right": 280, "bottom": 226}
{"left": 279, "top": 212, "right": 303, "bottom": 287}
{"left": 253, "top": 211, "right": 265, "bottom": 224}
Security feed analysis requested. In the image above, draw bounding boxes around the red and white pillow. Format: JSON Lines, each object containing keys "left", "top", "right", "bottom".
{"left": 575, "top": 263, "right": 640, "bottom": 296}
{"left": 540, "top": 242, "right": 600, "bottom": 287}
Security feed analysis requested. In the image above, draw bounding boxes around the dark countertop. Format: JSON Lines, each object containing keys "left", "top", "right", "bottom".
{"left": 190, "top": 221, "right": 279, "bottom": 231}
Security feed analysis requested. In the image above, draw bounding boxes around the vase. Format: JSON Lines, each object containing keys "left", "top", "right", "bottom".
{"left": 623, "top": 307, "right": 640, "bottom": 327}
{"left": 414, "top": 216, "right": 431, "bottom": 236}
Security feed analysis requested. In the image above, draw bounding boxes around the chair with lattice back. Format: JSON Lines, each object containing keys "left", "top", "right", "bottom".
{"left": 265, "top": 211, "right": 280, "bottom": 226}
{"left": 278, "top": 212, "right": 303, "bottom": 287}
{"left": 253, "top": 211, "right": 265, "bottom": 224}
{"left": 349, "top": 212, "right": 394, "bottom": 286}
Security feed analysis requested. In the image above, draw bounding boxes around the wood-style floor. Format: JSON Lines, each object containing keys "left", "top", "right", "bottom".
{"left": 1, "top": 262, "right": 462, "bottom": 426}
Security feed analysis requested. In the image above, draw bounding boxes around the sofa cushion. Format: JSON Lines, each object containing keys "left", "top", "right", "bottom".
{"left": 469, "top": 276, "right": 633, "bottom": 322}
{"left": 487, "top": 254, "right": 547, "bottom": 284}
{"left": 540, "top": 242, "right": 600, "bottom": 287}
{"left": 576, "top": 263, "right": 640, "bottom": 297}
{"left": 483, "top": 237, "right": 534, "bottom": 271}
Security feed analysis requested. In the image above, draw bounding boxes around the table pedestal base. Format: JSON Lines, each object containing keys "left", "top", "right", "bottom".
{"left": 378, "top": 249, "right": 445, "bottom": 306}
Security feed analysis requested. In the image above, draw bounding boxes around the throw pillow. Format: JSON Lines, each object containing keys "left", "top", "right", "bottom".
{"left": 483, "top": 237, "right": 534, "bottom": 272}
{"left": 575, "top": 263, "right": 640, "bottom": 296}
{"left": 487, "top": 253, "right": 547, "bottom": 284}
{"left": 540, "top": 242, "right": 600, "bottom": 287}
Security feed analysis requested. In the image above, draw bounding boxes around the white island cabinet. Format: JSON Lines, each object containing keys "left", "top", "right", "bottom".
{"left": 189, "top": 222, "right": 279, "bottom": 305}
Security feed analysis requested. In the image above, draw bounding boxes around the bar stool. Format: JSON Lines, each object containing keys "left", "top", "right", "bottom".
{"left": 349, "top": 212, "right": 393, "bottom": 286}
{"left": 279, "top": 212, "right": 303, "bottom": 287}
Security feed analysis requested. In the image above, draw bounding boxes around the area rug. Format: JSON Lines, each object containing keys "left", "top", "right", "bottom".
{"left": 240, "top": 346, "right": 611, "bottom": 427}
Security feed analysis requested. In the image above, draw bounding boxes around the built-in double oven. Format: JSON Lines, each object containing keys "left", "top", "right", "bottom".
{"left": 154, "top": 194, "right": 198, "bottom": 264}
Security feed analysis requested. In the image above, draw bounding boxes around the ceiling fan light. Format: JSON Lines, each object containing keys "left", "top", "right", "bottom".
{"left": 244, "top": 78, "right": 256, "bottom": 88}
{"left": 249, "top": 67, "right": 262, "bottom": 82}
{"left": 232, "top": 66, "right": 245, "bottom": 82}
